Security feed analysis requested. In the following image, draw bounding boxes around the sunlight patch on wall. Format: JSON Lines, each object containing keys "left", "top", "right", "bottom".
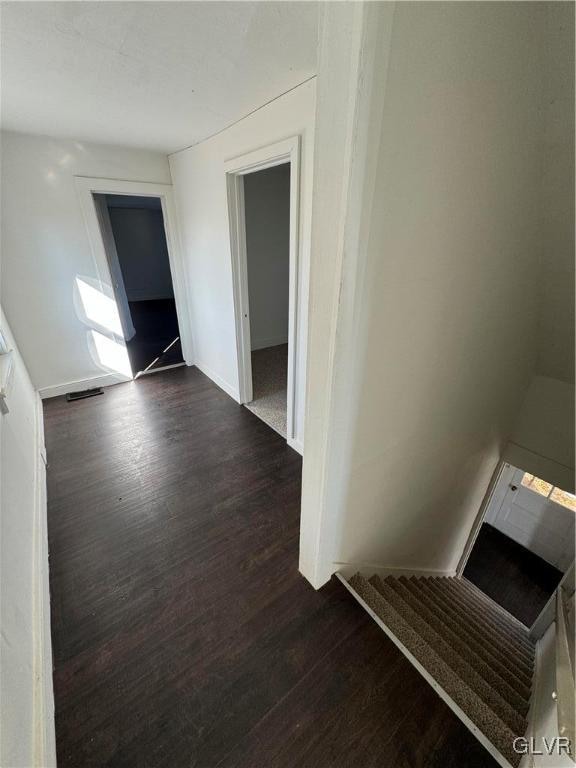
{"left": 74, "top": 275, "right": 132, "bottom": 379}
{"left": 89, "top": 330, "right": 132, "bottom": 379}
{"left": 75, "top": 276, "right": 124, "bottom": 337}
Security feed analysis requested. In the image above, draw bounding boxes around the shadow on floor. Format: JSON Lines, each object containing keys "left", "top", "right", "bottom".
{"left": 463, "top": 523, "right": 563, "bottom": 626}
{"left": 126, "top": 299, "right": 184, "bottom": 374}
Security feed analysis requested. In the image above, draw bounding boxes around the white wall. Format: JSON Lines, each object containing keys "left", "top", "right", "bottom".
{"left": 301, "top": 2, "right": 551, "bottom": 585}
{"left": 169, "top": 79, "right": 315, "bottom": 443}
{"left": 0, "top": 131, "right": 171, "bottom": 395}
{"left": 536, "top": 2, "right": 575, "bottom": 385}
{"left": 244, "top": 164, "right": 290, "bottom": 350}
{"left": 107, "top": 205, "right": 175, "bottom": 302}
{"left": 0, "top": 308, "right": 55, "bottom": 767}
{"left": 506, "top": 375, "right": 575, "bottom": 493}
{"left": 501, "top": 2, "right": 576, "bottom": 496}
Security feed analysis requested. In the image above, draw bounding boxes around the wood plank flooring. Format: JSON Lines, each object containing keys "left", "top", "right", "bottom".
{"left": 45, "top": 367, "right": 497, "bottom": 767}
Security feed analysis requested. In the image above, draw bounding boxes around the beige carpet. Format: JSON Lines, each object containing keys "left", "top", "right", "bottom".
{"left": 347, "top": 574, "right": 534, "bottom": 767}
{"left": 245, "top": 344, "right": 288, "bottom": 438}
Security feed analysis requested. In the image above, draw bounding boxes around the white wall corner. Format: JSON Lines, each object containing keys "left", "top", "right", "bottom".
{"left": 299, "top": 1, "right": 395, "bottom": 590}
{"left": 193, "top": 361, "right": 241, "bottom": 404}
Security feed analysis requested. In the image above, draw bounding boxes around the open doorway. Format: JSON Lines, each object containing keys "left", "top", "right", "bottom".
{"left": 93, "top": 194, "right": 184, "bottom": 377}
{"left": 242, "top": 164, "right": 290, "bottom": 437}
{"left": 226, "top": 137, "right": 300, "bottom": 449}
{"left": 462, "top": 463, "right": 574, "bottom": 626}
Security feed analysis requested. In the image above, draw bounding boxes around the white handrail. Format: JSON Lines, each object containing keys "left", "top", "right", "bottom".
{"left": 555, "top": 585, "right": 575, "bottom": 763}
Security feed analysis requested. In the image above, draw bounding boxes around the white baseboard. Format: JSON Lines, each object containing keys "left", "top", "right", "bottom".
{"left": 251, "top": 336, "right": 288, "bottom": 351}
{"left": 193, "top": 361, "right": 240, "bottom": 403}
{"left": 334, "top": 562, "right": 457, "bottom": 580}
{"left": 33, "top": 395, "right": 56, "bottom": 767}
{"left": 39, "top": 372, "right": 130, "bottom": 399}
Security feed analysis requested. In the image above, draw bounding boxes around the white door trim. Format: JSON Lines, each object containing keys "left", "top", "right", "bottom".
{"left": 456, "top": 461, "right": 510, "bottom": 576}
{"left": 225, "top": 136, "right": 301, "bottom": 450}
{"left": 74, "top": 176, "right": 194, "bottom": 367}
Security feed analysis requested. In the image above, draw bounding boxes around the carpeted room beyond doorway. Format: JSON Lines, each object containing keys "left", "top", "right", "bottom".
{"left": 245, "top": 343, "right": 288, "bottom": 438}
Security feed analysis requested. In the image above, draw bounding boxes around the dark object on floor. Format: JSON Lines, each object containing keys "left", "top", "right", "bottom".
{"left": 126, "top": 299, "right": 184, "bottom": 374}
{"left": 464, "top": 523, "right": 564, "bottom": 626}
{"left": 44, "top": 367, "right": 498, "bottom": 768}
{"left": 65, "top": 388, "right": 104, "bottom": 402}
{"left": 348, "top": 573, "right": 534, "bottom": 767}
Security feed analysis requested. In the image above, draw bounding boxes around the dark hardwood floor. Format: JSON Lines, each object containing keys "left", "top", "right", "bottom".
{"left": 464, "top": 523, "right": 564, "bottom": 626}
{"left": 45, "top": 367, "right": 497, "bottom": 768}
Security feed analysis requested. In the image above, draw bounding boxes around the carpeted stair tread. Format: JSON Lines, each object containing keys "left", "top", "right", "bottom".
{"left": 433, "top": 578, "right": 534, "bottom": 640}
{"left": 452, "top": 578, "right": 535, "bottom": 647}
{"left": 412, "top": 578, "right": 534, "bottom": 688}
{"left": 409, "top": 577, "right": 533, "bottom": 693}
{"left": 406, "top": 576, "right": 533, "bottom": 681}
{"left": 435, "top": 580, "right": 535, "bottom": 668}
{"left": 369, "top": 575, "right": 527, "bottom": 732}
{"left": 435, "top": 577, "right": 533, "bottom": 649}
{"left": 383, "top": 576, "right": 530, "bottom": 717}
{"left": 348, "top": 573, "right": 523, "bottom": 767}
{"left": 427, "top": 578, "right": 534, "bottom": 661}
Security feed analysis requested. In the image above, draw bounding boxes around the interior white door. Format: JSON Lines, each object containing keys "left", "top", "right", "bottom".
{"left": 93, "top": 194, "right": 136, "bottom": 342}
{"left": 492, "top": 468, "right": 575, "bottom": 571}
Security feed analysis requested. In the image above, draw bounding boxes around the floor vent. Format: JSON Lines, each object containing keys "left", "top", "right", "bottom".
{"left": 66, "top": 388, "right": 104, "bottom": 402}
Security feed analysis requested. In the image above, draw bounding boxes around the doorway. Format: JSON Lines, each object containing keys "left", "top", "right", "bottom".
{"left": 226, "top": 137, "right": 300, "bottom": 449}
{"left": 241, "top": 164, "right": 290, "bottom": 437}
{"left": 75, "top": 176, "right": 192, "bottom": 384}
{"left": 462, "top": 463, "right": 574, "bottom": 626}
{"left": 94, "top": 194, "right": 183, "bottom": 377}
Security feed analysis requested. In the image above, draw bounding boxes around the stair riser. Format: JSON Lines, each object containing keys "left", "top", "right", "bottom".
{"left": 373, "top": 576, "right": 527, "bottom": 733}
{"left": 417, "top": 578, "right": 534, "bottom": 678}
{"left": 408, "top": 578, "right": 533, "bottom": 696}
{"left": 386, "top": 577, "right": 530, "bottom": 718}
{"left": 438, "top": 578, "right": 534, "bottom": 652}
{"left": 349, "top": 574, "right": 522, "bottom": 768}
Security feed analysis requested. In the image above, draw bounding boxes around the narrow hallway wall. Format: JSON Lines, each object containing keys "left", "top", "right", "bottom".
{"left": 169, "top": 79, "right": 315, "bottom": 448}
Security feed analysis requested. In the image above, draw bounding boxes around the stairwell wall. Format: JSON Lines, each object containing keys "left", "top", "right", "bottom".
{"left": 301, "top": 2, "right": 558, "bottom": 585}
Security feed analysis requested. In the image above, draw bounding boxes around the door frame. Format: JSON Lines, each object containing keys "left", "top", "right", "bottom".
{"left": 456, "top": 460, "right": 509, "bottom": 576}
{"left": 75, "top": 176, "right": 194, "bottom": 368}
{"left": 224, "top": 136, "right": 300, "bottom": 449}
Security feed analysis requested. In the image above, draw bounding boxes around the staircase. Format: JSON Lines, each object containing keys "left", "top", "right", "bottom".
{"left": 342, "top": 573, "right": 535, "bottom": 767}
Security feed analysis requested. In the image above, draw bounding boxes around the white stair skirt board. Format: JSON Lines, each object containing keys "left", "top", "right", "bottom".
{"left": 337, "top": 573, "right": 534, "bottom": 768}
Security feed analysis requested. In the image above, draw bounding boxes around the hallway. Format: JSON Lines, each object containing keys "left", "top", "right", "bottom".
{"left": 44, "top": 368, "right": 497, "bottom": 768}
